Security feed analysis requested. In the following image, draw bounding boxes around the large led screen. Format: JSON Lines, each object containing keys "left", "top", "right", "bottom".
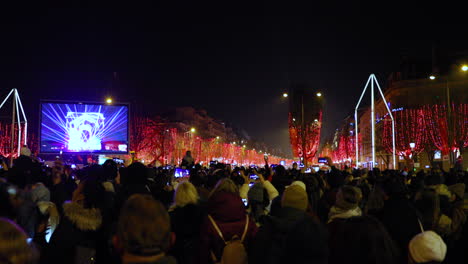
{"left": 40, "top": 102, "right": 129, "bottom": 154}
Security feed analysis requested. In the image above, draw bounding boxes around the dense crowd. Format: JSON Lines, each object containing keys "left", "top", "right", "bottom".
{"left": 0, "top": 147, "right": 467, "bottom": 264}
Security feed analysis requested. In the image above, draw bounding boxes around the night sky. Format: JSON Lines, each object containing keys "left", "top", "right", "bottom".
{"left": 0, "top": 2, "right": 466, "bottom": 158}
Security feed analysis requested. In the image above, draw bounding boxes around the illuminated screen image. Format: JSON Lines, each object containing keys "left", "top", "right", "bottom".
{"left": 40, "top": 102, "right": 129, "bottom": 154}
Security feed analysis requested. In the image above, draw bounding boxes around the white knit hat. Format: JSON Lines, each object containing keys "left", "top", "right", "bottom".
{"left": 409, "top": 231, "right": 447, "bottom": 263}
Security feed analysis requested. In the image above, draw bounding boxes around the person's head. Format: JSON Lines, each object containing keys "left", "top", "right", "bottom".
{"left": 381, "top": 176, "right": 407, "bottom": 198}
{"left": 72, "top": 174, "right": 105, "bottom": 209}
{"left": 335, "top": 185, "right": 362, "bottom": 210}
{"left": 283, "top": 217, "right": 328, "bottom": 264}
{"left": 126, "top": 162, "right": 149, "bottom": 185}
{"left": 0, "top": 218, "right": 37, "bottom": 264}
{"left": 292, "top": 162, "right": 298, "bottom": 170}
{"left": 210, "top": 178, "right": 239, "bottom": 197}
{"left": 247, "top": 182, "right": 269, "bottom": 222}
{"left": 185, "top": 151, "right": 192, "bottom": 157}
{"left": 409, "top": 231, "right": 446, "bottom": 263}
{"left": 282, "top": 184, "right": 308, "bottom": 211}
{"left": 115, "top": 194, "right": 172, "bottom": 258}
{"left": 19, "top": 146, "right": 31, "bottom": 157}
{"left": 414, "top": 188, "right": 440, "bottom": 231}
{"left": 329, "top": 215, "right": 400, "bottom": 264}
{"left": 103, "top": 159, "right": 118, "bottom": 181}
{"left": 172, "top": 181, "right": 199, "bottom": 208}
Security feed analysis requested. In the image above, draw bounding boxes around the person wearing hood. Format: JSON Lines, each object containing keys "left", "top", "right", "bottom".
{"left": 45, "top": 175, "right": 105, "bottom": 264}
{"left": 250, "top": 184, "right": 328, "bottom": 264}
{"left": 327, "top": 185, "right": 362, "bottom": 223}
{"left": 197, "top": 178, "right": 258, "bottom": 264}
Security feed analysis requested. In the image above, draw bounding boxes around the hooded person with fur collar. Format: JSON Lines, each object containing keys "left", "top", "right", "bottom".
{"left": 327, "top": 185, "right": 362, "bottom": 223}
{"left": 45, "top": 176, "right": 104, "bottom": 264}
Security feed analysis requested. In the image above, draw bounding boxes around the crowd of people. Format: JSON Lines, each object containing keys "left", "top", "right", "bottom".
{"left": 0, "top": 147, "right": 467, "bottom": 264}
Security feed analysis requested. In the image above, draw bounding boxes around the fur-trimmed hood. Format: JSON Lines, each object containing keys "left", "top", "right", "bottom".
{"left": 63, "top": 201, "right": 102, "bottom": 231}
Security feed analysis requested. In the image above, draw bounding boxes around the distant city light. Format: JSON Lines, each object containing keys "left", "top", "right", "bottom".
{"left": 429, "top": 75, "right": 436, "bottom": 80}
{"left": 106, "top": 98, "right": 113, "bottom": 104}
{"left": 316, "top": 92, "right": 322, "bottom": 97}
{"left": 283, "top": 93, "right": 288, "bottom": 97}
{"left": 462, "top": 65, "right": 468, "bottom": 72}
{"left": 190, "top": 127, "right": 196, "bottom": 133}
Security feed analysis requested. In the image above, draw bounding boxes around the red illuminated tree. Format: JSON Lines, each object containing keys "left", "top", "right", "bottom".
{"left": 383, "top": 108, "right": 427, "bottom": 164}
{"left": 289, "top": 112, "right": 322, "bottom": 165}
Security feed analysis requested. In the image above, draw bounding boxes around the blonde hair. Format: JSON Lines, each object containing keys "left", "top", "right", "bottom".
{"left": 210, "top": 178, "right": 239, "bottom": 197}
{"left": 118, "top": 194, "right": 171, "bottom": 253}
{"left": 0, "top": 218, "right": 37, "bottom": 264}
{"left": 173, "top": 181, "right": 199, "bottom": 208}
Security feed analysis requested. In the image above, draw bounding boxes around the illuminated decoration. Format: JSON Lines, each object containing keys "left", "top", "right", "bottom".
{"left": 383, "top": 108, "right": 426, "bottom": 159}
{"left": 40, "top": 103, "right": 128, "bottom": 153}
{"left": 0, "top": 89, "right": 28, "bottom": 157}
{"left": 130, "top": 118, "right": 293, "bottom": 166}
{"left": 288, "top": 111, "right": 322, "bottom": 165}
{"left": 423, "top": 104, "right": 468, "bottom": 154}
{"left": 66, "top": 112, "right": 104, "bottom": 151}
{"left": 355, "top": 74, "right": 396, "bottom": 169}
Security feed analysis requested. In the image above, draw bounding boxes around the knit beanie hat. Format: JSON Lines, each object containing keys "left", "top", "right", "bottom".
{"left": 448, "top": 183, "right": 465, "bottom": 200}
{"left": 288, "top": 180, "right": 306, "bottom": 191}
{"left": 20, "top": 146, "right": 31, "bottom": 157}
{"left": 282, "top": 185, "right": 308, "bottom": 211}
{"left": 248, "top": 182, "right": 264, "bottom": 203}
{"left": 31, "top": 183, "right": 50, "bottom": 203}
{"left": 335, "top": 186, "right": 362, "bottom": 210}
{"left": 409, "top": 231, "right": 447, "bottom": 263}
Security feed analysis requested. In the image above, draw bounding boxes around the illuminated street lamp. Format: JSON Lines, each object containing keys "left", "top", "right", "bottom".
{"left": 316, "top": 92, "right": 322, "bottom": 97}
{"left": 429, "top": 75, "right": 436, "bottom": 80}
{"left": 283, "top": 93, "right": 288, "bottom": 98}
{"left": 409, "top": 142, "right": 416, "bottom": 169}
{"left": 106, "top": 97, "right": 113, "bottom": 104}
{"left": 461, "top": 65, "right": 468, "bottom": 72}
{"left": 190, "top": 127, "right": 196, "bottom": 133}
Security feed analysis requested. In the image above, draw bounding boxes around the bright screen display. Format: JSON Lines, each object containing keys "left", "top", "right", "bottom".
{"left": 40, "top": 102, "right": 129, "bottom": 154}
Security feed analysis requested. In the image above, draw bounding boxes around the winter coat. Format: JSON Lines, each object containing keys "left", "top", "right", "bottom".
{"left": 46, "top": 201, "right": 103, "bottom": 264}
{"left": 169, "top": 203, "right": 205, "bottom": 264}
{"left": 197, "top": 191, "right": 258, "bottom": 264}
{"left": 379, "top": 194, "right": 420, "bottom": 259}
{"left": 250, "top": 206, "right": 327, "bottom": 264}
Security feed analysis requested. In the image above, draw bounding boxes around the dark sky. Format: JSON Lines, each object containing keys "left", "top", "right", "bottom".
{"left": 0, "top": 1, "right": 466, "bottom": 157}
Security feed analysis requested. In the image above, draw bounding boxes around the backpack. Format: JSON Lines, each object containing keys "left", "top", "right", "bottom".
{"left": 208, "top": 214, "right": 249, "bottom": 264}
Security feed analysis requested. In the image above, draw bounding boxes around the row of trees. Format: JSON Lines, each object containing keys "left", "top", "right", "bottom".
{"left": 131, "top": 116, "right": 293, "bottom": 166}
